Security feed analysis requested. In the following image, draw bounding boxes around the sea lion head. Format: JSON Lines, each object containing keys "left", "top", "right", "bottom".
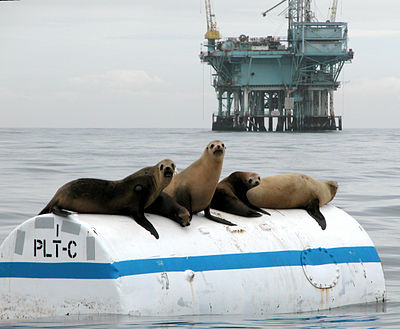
{"left": 156, "top": 159, "right": 176, "bottom": 188}
{"left": 244, "top": 172, "right": 261, "bottom": 189}
{"left": 206, "top": 140, "right": 226, "bottom": 159}
{"left": 325, "top": 180, "right": 339, "bottom": 201}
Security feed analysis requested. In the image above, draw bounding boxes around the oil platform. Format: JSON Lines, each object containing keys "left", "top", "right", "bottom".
{"left": 200, "top": 0, "right": 354, "bottom": 131}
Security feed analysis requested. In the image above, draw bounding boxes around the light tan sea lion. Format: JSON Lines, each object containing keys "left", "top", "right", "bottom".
{"left": 246, "top": 173, "right": 338, "bottom": 230}
{"left": 163, "top": 140, "right": 235, "bottom": 226}
{"left": 211, "top": 171, "right": 270, "bottom": 217}
{"left": 38, "top": 159, "right": 176, "bottom": 239}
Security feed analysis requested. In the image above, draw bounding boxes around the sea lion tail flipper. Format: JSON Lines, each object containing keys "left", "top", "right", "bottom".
{"left": 246, "top": 209, "right": 263, "bottom": 217}
{"left": 39, "top": 204, "right": 71, "bottom": 217}
{"left": 255, "top": 208, "right": 271, "bottom": 216}
{"left": 38, "top": 204, "right": 51, "bottom": 215}
{"left": 52, "top": 206, "right": 74, "bottom": 217}
{"left": 305, "top": 198, "right": 327, "bottom": 230}
{"left": 131, "top": 213, "right": 160, "bottom": 239}
{"left": 243, "top": 198, "right": 271, "bottom": 216}
{"left": 38, "top": 200, "right": 72, "bottom": 217}
{"left": 204, "top": 206, "right": 236, "bottom": 226}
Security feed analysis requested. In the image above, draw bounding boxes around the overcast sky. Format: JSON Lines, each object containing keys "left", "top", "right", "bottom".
{"left": 1, "top": 0, "right": 399, "bottom": 128}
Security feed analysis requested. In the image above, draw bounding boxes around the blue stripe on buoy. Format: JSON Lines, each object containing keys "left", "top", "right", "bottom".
{"left": 0, "top": 261, "right": 117, "bottom": 279}
{"left": 0, "top": 246, "right": 380, "bottom": 279}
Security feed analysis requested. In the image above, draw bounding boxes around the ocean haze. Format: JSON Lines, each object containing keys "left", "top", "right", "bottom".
{"left": 0, "top": 0, "right": 400, "bottom": 128}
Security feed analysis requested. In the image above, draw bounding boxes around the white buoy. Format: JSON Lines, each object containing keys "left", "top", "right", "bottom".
{"left": 0, "top": 205, "right": 385, "bottom": 319}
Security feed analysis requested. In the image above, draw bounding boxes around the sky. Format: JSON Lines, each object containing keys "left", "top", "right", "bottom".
{"left": 0, "top": 0, "right": 399, "bottom": 128}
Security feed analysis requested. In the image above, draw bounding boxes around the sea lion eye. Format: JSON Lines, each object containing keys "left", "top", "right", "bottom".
{"left": 249, "top": 179, "right": 253, "bottom": 184}
{"left": 160, "top": 164, "right": 164, "bottom": 171}
{"left": 210, "top": 144, "right": 214, "bottom": 148}
{"left": 222, "top": 143, "right": 225, "bottom": 148}
{"left": 134, "top": 184, "right": 143, "bottom": 192}
{"left": 171, "top": 163, "right": 175, "bottom": 170}
{"left": 258, "top": 176, "right": 260, "bottom": 180}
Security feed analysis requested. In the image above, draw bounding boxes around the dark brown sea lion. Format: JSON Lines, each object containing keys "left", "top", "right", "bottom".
{"left": 246, "top": 173, "right": 339, "bottom": 230}
{"left": 163, "top": 140, "right": 235, "bottom": 226}
{"left": 38, "top": 159, "right": 176, "bottom": 239}
{"left": 146, "top": 192, "right": 191, "bottom": 227}
{"left": 211, "top": 171, "right": 271, "bottom": 217}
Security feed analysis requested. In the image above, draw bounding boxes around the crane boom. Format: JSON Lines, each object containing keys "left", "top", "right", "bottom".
{"left": 330, "top": 0, "right": 338, "bottom": 22}
{"left": 262, "top": 0, "right": 286, "bottom": 17}
{"left": 204, "top": 0, "right": 220, "bottom": 40}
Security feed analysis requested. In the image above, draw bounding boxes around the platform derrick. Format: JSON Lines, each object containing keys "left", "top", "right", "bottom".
{"left": 200, "top": 0, "right": 354, "bottom": 131}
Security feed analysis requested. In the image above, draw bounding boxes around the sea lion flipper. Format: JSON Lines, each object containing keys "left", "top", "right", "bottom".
{"left": 228, "top": 199, "right": 262, "bottom": 218}
{"left": 212, "top": 190, "right": 262, "bottom": 218}
{"left": 246, "top": 209, "right": 263, "bottom": 217}
{"left": 131, "top": 212, "right": 160, "bottom": 239}
{"left": 146, "top": 192, "right": 191, "bottom": 227}
{"left": 256, "top": 208, "right": 271, "bottom": 216}
{"left": 305, "top": 198, "right": 327, "bottom": 230}
{"left": 38, "top": 203, "right": 71, "bottom": 217}
{"left": 246, "top": 205, "right": 270, "bottom": 216}
{"left": 38, "top": 205, "right": 50, "bottom": 216}
{"left": 204, "top": 206, "right": 236, "bottom": 226}
{"left": 52, "top": 206, "right": 73, "bottom": 217}
{"left": 241, "top": 195, "right": 271, "bottom": 216}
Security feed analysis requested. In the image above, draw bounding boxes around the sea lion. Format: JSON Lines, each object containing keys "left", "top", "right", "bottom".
{"left": 246, "top": 173, "right": 338, "bottom": 230}
{"left": 146, "top": 192, "right": 191, "bottom": 227}
{"left": 211, "top": 171, "right": 271, "bottom": 217}
{"left": 163, "top": 140, "right": 235, "bottom": 226}
{"left": 38, "top": 159, "right": 176, "bottom": 239}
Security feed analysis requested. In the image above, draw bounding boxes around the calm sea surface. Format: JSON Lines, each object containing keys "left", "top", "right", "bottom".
{"left": 0, "top": 128, "right": 399, "bottom": 328}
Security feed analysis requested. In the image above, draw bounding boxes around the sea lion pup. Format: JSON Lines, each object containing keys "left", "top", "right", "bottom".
{"left": 163, "top": 140, "right": 235, "bottom": 226}
{"left": 211, "top": 171, "right": 271, "bottom": 217}
{"left": 246, "top": 173, "right": 338, "bottom": 230}
{"left": 38, "top": 159, "right": 177, "bottom": 239}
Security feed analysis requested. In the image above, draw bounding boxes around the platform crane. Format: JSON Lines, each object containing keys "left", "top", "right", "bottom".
{"left": 204, "top": 0, "right": 220, "bottom": 40}
{"left": 329, "top": 0, "right": 338, "bottom": 22}
{"left": 262, "top": 0, "right": 286, "bottom": 16}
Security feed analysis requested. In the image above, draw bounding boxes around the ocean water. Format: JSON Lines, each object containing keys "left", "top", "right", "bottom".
{"left": 0, "top": 128, "right": 399, "bottom": 328}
